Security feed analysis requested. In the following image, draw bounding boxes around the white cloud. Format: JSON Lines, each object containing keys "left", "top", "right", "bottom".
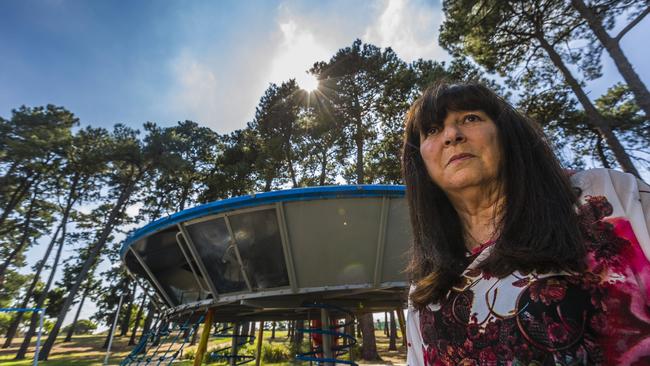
{"left": 164, "top": 0, "right": 448, "bottom": 133}
{"left": 266, "top": 20, "right": 330, "bottom": 88}
{"left": 169, "top": 53, "right": 220, "bottom": 127}
{"left": 363, "top": 0, "right": 447, "bottom": 62}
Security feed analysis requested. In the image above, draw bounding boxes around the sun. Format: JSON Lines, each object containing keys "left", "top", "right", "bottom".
{"left": 297, "top": 72, "right": 319, "bottom": 93}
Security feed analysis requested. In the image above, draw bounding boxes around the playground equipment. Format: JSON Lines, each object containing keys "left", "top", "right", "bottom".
{"left": 120, "top": 185, "right": 410, "bottom": 364}
{"left": 295, "top": 304, "right": 357, "bottom": 365}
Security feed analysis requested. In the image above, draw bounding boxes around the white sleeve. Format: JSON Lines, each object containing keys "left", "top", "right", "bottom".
{"left": 406, "top": 286, "right": 425, "bottom": 366}
{"left": 571, "top": 168, "right": 650, "bottom": 260}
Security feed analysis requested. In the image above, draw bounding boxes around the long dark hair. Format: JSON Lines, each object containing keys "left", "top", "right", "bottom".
{"left": 402, "top": 81, "right": 585, "bottom": 309}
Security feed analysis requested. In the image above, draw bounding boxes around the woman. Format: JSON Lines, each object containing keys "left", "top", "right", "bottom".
{"left": 402, "top": 82, "right": 650, "bottom": 365}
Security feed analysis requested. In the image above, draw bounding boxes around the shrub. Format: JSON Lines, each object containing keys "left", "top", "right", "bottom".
{"left": 182, "top": 348, "right": 196, "bottom": 360}
{"left": 349, "top": 344, "right": 362, "bottom": 361}
{"left": 261, "top": 342, "right": 291, "bottom": 363}
{"left": 61, "top": 319, "right": 98, "bottom": 335}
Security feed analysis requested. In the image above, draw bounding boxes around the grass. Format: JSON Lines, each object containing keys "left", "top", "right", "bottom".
{"left": 0, "top": 330, "right": 406, "bottom": 366}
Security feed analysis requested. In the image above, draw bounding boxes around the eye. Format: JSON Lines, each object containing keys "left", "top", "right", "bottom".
{"left": 425, "top": 125, "right": 441, "bottom": 136}
{"left": 462, "top": 114, "right": 482, "bottom": 123}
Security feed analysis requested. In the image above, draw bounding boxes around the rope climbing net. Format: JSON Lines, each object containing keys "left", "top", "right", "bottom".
{"left": 120, "top": 306, "right": 205, "bottom": 366}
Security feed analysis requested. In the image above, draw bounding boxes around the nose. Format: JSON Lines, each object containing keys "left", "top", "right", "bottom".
{"left": 443, "top": 126, "right": 466, "bottom": 146}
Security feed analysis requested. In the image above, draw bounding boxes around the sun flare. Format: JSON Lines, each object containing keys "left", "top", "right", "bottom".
{"left": 297, "top": 72, "right": 319, "bottom": 92}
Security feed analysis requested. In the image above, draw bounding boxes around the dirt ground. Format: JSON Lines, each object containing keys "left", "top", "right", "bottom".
{"left": 0, "top": 329, "right": 406, "bottom": 366}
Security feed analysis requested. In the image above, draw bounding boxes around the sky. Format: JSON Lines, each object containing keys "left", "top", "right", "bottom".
{"left": 1, "top": 1, "right": 648, "bottom": 135}
{"left": 2, "top": 0, "right": 649, "bottom": 332}
{"left": 0, "top": 0, "right": 448, "bottom": 134}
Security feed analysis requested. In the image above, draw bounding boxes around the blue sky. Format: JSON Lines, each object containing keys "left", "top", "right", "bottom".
{"left": 0, "top": 0, "right": 448, "bottom": 133}
{"left": 1, "top": 0, "right": 648, "bottom": 134}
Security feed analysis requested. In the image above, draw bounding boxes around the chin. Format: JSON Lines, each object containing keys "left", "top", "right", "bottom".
{"left": 442, "top": 173, "right": 487, "bottom": 191}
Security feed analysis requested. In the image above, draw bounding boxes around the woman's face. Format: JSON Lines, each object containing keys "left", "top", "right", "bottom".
{"left": 419, "top": 110, "right": 502, "bottom": 195}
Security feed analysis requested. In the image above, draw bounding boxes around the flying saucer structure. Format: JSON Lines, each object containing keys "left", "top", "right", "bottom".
{"left": 120, "top": 185, "right": 411, "bottom": 321}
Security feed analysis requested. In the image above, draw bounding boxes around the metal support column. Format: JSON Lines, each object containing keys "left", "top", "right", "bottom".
{"left": 255, "top": 321, "right": 264, "bottom": 366}
{"left": 396, "top": 308, "right": 407, "bottom": 348}
{"left": 33, "top": 309, "right": 44, "bottom": 366}
{"left": 194, "top": 309, "right": 215, "bottom": 366}
{"left": 321, "top": 308, "right": 333, "bottom": 366}
{"left": 104, "top": 293, "right": 124, "bottom": 365}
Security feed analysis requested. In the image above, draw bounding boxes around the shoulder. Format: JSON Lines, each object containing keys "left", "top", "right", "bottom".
{"left": 569, "top": 168, "right": 642, "bottom": 195}
{"left": 570, "top": 168, "right": 648, "bottom": 212}
{"left": 571, "top": 168, "right": 650, "bottom": 265}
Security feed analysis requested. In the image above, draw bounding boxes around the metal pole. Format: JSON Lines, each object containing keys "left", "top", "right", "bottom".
{"left": 320, "top": 308, "right": 333, "bottom": 366}
{"left": 104, "top": 293, "right": 124, "bottom": 366}
{"left": 194, "top": 309, "right": 214, "bottom": 366}
{"left": 396, "top": 308, "right": 407, "bottom": 348}
{"left": 230, "top": 322, "right": 240, "bottom": 366}
{"left": 33, "top": 308, "right": 44, "bottom": 366}
{"left": 255, "top": 321, "right": 264, "bottom": 366}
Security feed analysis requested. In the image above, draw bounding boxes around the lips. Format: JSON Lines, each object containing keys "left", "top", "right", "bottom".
{"left": 447, "top": 153, "right": 475, "bottom": 165}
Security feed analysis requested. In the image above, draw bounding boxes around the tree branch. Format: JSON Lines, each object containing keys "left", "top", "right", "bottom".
{"left": 614, "top": 6, "right": 650, "bottom": 42}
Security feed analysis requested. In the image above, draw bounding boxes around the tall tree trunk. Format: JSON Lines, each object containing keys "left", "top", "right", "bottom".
{"left": 594, "top": 131, "right": 612, "bottom": 169}
{"left": 293, "top": 320, "right": 304, "bottom": 348}
{"left": 0, "top": 175, "right": 35, "bottom": 231}
{"left": 241, "top": 322, "right": 250, "bottom": 346}
{"left": 0, "top": 161, "right": 19, "bottom": 184}
{"left": 384, "top": 312, "right": 388, "bottom": 336}
{"left": 119, "top": 281, "right": 137, "bottom": 336}
{"left": 2, "top": 220, "right": 63, "bottom": 348}
{"left": 179, "top": 185, "right": 190, "bottom": 211}
{"left": 0, "top": 159, "right": 51, "bottom": 232}
{"left": 190, "top": 327, "right": 199, "bottom": 346}
{"left": 39, "top": 179, "right": 137, "bottom": 360}
{"left": 271, "top": 321, "right": 276, "bottom": 339}
{"left": 140, "top": 303, "right": 155, "bottom": 343}
{"left": 128, "top": 294, "right": 147, "bottom": 346}
{"left": 319, "top": 149, "right": 328, "bottom": 186}
{"left": 0, "top": 185, "right": 41, "bottom": 282}
{"left": 355, "top": 117, "right": 364, "bottom": 184}
{"left": 571, "top": 0, "right": 650, "bottom": 118}
{"left": 288, "top": 321, "right": 293, "bottom": 339}
{"left": 359, "top": 313, "right": 379, "bottom": 361}
{"left": 285, "top": 149, "right": 299, "bottom": 188}
{"left": 388, "top": 312, "right": 397, "bottom": 351}
{"left": 64, "top": 285, "right": 90, "bottom": 342}
{"left": 249, "top": 321, "right": 256, "bottom": 345}
{"left": 536, "top": 35, "right": 640, "bottom": 177}
{"left": 344, "top": 315, "right": 353, "bottom": 345}
{"left": 356, "top": 319, "right": 362, "bottom": 338}
{"left": 16, "top": 217, "right": 70, "bottom": 359}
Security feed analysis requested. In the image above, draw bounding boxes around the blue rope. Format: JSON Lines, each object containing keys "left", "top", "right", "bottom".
{"left": 0, "top": 308, "right": 43, "bottom": 312}
{"left": 295, "top": 303, "right": 358, "bottom": 366}
{"left": 207, "top": 324, "right": 255, "bottom": 365}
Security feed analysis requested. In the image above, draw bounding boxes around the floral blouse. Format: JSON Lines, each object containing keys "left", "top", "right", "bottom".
{"left": 406, "top": 169, "right": 650, "bottom": 366}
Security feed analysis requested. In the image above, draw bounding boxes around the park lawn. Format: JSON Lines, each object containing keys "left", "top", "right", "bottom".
{"left": 0, "top": 330, "right": 405, "bottom": 365}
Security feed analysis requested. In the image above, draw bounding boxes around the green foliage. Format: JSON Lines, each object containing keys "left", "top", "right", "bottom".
{"left": 0, "top": 312, "right": 12, "bottom": 334}
{"left": 439, "top": 0, "right": 646, "bottom": 174}
{"left": 182, "top": 347, "right": 196, "bottom": 360}
{"left": 42, "top": 319, "right": 54, "bottom": 334}
{"left": 0, "top": 270, "right": 31, "bottom": 308}
{"left": 349, "top": 343, "right": 362, "bottom": 361}
{"left": 260, "top": 342, "right": 291, "bottom": 363}
{"left": 200, "top": 129, "right": 257, "bottom": 202}
{"left": 61, "top": 319, "right": 97, "bottom": 335}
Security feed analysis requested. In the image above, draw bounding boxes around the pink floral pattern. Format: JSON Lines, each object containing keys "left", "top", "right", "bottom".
{"left": 418, "top": 196, "right": 650, "bottom": 365}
